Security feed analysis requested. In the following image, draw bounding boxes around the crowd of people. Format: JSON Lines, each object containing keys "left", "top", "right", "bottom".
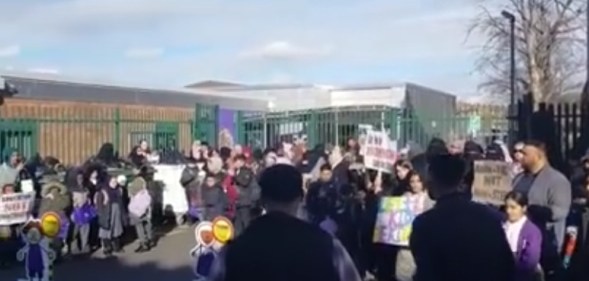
{"left": 0, "top": 135, "right": 588, "bottom": 281}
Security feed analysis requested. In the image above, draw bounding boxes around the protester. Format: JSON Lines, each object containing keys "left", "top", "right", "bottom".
{"left": 96, "top": 176, "right": 126, "bottom": 256}
{"left": 503, "top": 191, "right": 543, "bottom": 281}
{"left": 181, "top": 158, "right": 205, "bottom": 222}
{"left": 69, "top": 171, "right": 94, "bottom": 255}
{"left": 232, "top": 154, "right": 259, "bottom": 235}
{"left": 201, "top": 172, "right": 229, "bottom": 221}
{"left": 207, "top": 164, "right": 362, "bottom": 281}
{"left": 513, "top": 140, "right": 571, "bottom": 280}
{"left": 0, "top": 184, "right": 20, "bottom": 267}
{"left": 395, "top": 170, "right": 434, "bottom": 281}
{"left": 306, "top": 164, "right": 337, "bottom": 228}
{"left": 37, "top": 181, "right": 71, "bottom": 259}
{"left": 512, "top": 142, "right": 525, "bottom": 174}
{"left": 128, "top": 174, "right": 154, "bottom": 253}
{"left": 0, "top": 148, "right": 23, "bottom": 189}
{"left": 393, "top": 160, "right": 412, "bottom": 196}
{"left": 410, "top": 153, "right": 515, "bottom": 281}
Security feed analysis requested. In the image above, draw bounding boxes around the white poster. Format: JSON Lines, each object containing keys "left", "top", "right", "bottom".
{"left": 0, "top": 192, "right": 35, "bottom": 225}
{"left": 363, "top": 130, "right": 397, "bottom": 173}
{"left": 154, "top": 164, "right": 189, "bottom": 215}
{"left": 20, "top": 179, "right": 34, "bottom": 194}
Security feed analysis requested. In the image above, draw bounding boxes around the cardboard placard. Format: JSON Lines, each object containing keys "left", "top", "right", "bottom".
{"left": 363, "top": 130, "right": 397, "bottom": 173}
{"left": 0, "top": 192, "right": 34, "bottom": 225}
{"left": 373, "top": 195, "right": 425, "bottom": 246}
{"left": 472, "top": 161, "right": 512, "bottom": 205}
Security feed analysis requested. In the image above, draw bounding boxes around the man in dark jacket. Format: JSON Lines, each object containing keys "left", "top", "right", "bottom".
{"left": 410, "top": 153, "right": 515, "bottom": 281}
{"left": 180, "top": 159, "right": 205, "bottom": 222}
{"left": 208, "top": 164, "right": 361, "bottom": 281}
{"left": 232, "top": 155, "right": 259, "bottom": 235}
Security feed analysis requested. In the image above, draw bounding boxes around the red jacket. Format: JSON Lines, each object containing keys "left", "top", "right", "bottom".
{"left": 221, "top": 174, "right": 238, "bottom": 218}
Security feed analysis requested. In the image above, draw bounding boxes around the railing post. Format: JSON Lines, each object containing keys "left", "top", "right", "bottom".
{"left": 114, "top": 108, "right": 121, "bottom": 154}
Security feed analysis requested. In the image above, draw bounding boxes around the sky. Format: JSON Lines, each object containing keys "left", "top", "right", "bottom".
{"left": 0, "top": 0, "right": 496, "bottom": 97}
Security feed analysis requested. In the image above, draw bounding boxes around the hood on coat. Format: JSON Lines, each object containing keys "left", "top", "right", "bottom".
{"left": 41, "top": 181, "right": 68, "bottom": 197}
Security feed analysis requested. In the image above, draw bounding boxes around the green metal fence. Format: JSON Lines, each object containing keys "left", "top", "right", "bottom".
{"left": 237, "top": 106, "right": 508, "bottom": 149}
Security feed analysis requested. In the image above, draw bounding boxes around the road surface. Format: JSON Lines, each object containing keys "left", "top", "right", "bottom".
{"left": 4, "top": 225, "right": 195, "bottom": 281}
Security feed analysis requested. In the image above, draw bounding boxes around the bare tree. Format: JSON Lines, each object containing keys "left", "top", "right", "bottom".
{"left": 469, "top": 0, "right": 585, "bottom": 105}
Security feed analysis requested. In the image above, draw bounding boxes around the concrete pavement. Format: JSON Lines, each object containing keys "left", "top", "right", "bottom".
{"left": 4, "top": 226, "right": 195, "bottom": 281}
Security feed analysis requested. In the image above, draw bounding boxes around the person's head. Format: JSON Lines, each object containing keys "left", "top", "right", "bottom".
{"left": 259, "top": 164, "right": 304, "bottom": 216}
{"left": 10, "top": 151, "right": 20, "bottom": 166}
{"left": 139, "top": 139, "right": 149, "bottom": 151}
{"left": 264, "top": 152, "right": 277, "bottom": 167}
{"left": 234, "top": 145, "right": 243, "bottom": 155}
{"left": 504, "top": 191, "right": 528, "bottom": 222}
{"left": 319, "top": 164, "right": 332, "bottom": 182}
{"left": 205, "top": 173, "right": 217, "bottom": 188}
{"left": 408, "top": 171, "right": 426, "bottom": 194}
{"left": 346, "top": 138, "right": 357, "bottom": 150}
{"left": 427, "top": 153, "right": 467, "bottom": 199}
{"left": 512, "top": 142, "right": 525, "bottom": 163}
{"left": 2, "top": 184, "right": 15, "bottom": 194}
{"left": 394, "top": 160, "right": 412, "bottom": 180}
{"left": 76, "top": 172, "right": 84, "bottom": 185}
{"left": 520, "top": 140, "right": 547, "bottom": 172}
{"left": 108, "top": 176, "right": 118, "bottom": 188}
{"left": 234, "top": 154, "right": 246, "bottom": 168}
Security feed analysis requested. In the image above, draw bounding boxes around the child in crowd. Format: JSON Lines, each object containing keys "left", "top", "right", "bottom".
{"left": 503, "top": 191, "right": 543, "bottom": 281}
{"left": 0, "top": 184, "right": 21, "bottom": 267}
{"left": 128, "top": 175, "right": 154, "bottom": 253}
{"left": 396, "top": 171, "right": 435, "bottom": 281}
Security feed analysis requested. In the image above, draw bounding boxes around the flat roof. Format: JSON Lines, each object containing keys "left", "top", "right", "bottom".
{"left": 2, "top": 73, "right": 269, "bottom": 111}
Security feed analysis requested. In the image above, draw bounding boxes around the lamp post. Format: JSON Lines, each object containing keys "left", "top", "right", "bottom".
{"left": 501, "top": 10, "right": 516, "bottom": 143}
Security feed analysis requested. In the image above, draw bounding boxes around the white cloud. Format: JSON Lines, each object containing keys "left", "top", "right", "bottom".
{"left": 27, "top": 68, "right": 60, "bottom": 74}
{"left": 124, "top": 47, "right": 164, "bottom": 59}
{"left": 240, "top": 41, "right": 331, "bottom": 60}
{"left": 0, "top": 0, "right": 492, "bottom": 95}
{"left": 0, "top": 45, "right": 20, "bottom": 57}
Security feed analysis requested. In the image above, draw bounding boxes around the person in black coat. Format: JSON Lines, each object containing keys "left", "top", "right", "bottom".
{"left": 410, "top": 153, "right": 515, "bottom": 281}
{"left": 232, "top": 155, "right": 260, "bottom": 235}
{"left": 201, "top": 173, "right": 229, "bottom": 221}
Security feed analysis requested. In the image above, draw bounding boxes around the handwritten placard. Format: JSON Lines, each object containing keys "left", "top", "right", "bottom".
{"left": 472, "top": 160, "right": 512, "bottom": 205}
{"left": 373, "top": 196, "right": 424, "bottom": 246}
{"left": 0, "top": 192, "right": 34, "bottom": 225}
{"left": 363, "top": 130, "right": 397, "bottom": 173}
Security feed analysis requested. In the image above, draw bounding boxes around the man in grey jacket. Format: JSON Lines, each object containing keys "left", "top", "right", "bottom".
{"left": 513, "top": 139, "right": 571, "bottom": 280}
{"left": 0, "top": 149, "right": 23, "bottom": 189}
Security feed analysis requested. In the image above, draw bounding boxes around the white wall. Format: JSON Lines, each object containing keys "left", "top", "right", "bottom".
{"left": 329, "top": 86, "right": 406, "bottom": 108}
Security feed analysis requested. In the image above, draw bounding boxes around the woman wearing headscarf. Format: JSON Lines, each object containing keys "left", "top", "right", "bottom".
{"left": 95, "top": 176, "right": 126, "bottom": 256}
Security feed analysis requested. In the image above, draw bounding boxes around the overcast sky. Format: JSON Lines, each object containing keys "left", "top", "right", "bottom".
{"left": 0, "top": 0, "right": 500, "bottom": 96}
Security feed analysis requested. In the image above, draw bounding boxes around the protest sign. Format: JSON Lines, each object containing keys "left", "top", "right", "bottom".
{"left": 363, "top": 130, "right": 397, "bottom": 173}
{"left": 0, "top": 192, "right": 34, "bottom": 225}
{"left": 373, "top": 195, "right": 425, "bottom": 246}
{"left": 154, "top": 164, "right": 188, "bottom": 217}
{"left": 472, "top": 160, "right": 512, "bottom": 205}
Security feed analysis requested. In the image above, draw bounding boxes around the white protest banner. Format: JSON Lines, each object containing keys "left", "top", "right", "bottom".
{"left": 20, "top": 179, "right": 34, "bottom": 193}
{"left": 472, "top": 160, "right": 512, "bottom": 205}
{"left": 154, "top": 164, "right": 189, "bottom": 218}
{"left": 0, "top": 192, "right": 34, "bottom": 225}
{"left": 363, "top": 130, "right": 397, "bottom": 173}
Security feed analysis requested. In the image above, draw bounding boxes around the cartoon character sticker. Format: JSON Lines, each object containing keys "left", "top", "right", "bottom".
{"left": 17, "top": 219, "right": 57, "bottom": 281}
{"left": 189, "top": 217, "right": 235, "bottom": 281}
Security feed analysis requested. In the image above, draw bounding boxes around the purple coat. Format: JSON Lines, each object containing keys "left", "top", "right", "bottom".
{"left": 514, "top": 220, "right": 542, "bottom": 281}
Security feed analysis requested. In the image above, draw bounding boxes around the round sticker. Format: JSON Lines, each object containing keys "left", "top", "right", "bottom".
{"left": 212, "top": 216, "right": 234, "bottom": 244}
{"left": 40, "top": 212, "right": 61, "bottom": 238}
{"left": 194, "top": 221, "right": 214, "bottom": 247}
